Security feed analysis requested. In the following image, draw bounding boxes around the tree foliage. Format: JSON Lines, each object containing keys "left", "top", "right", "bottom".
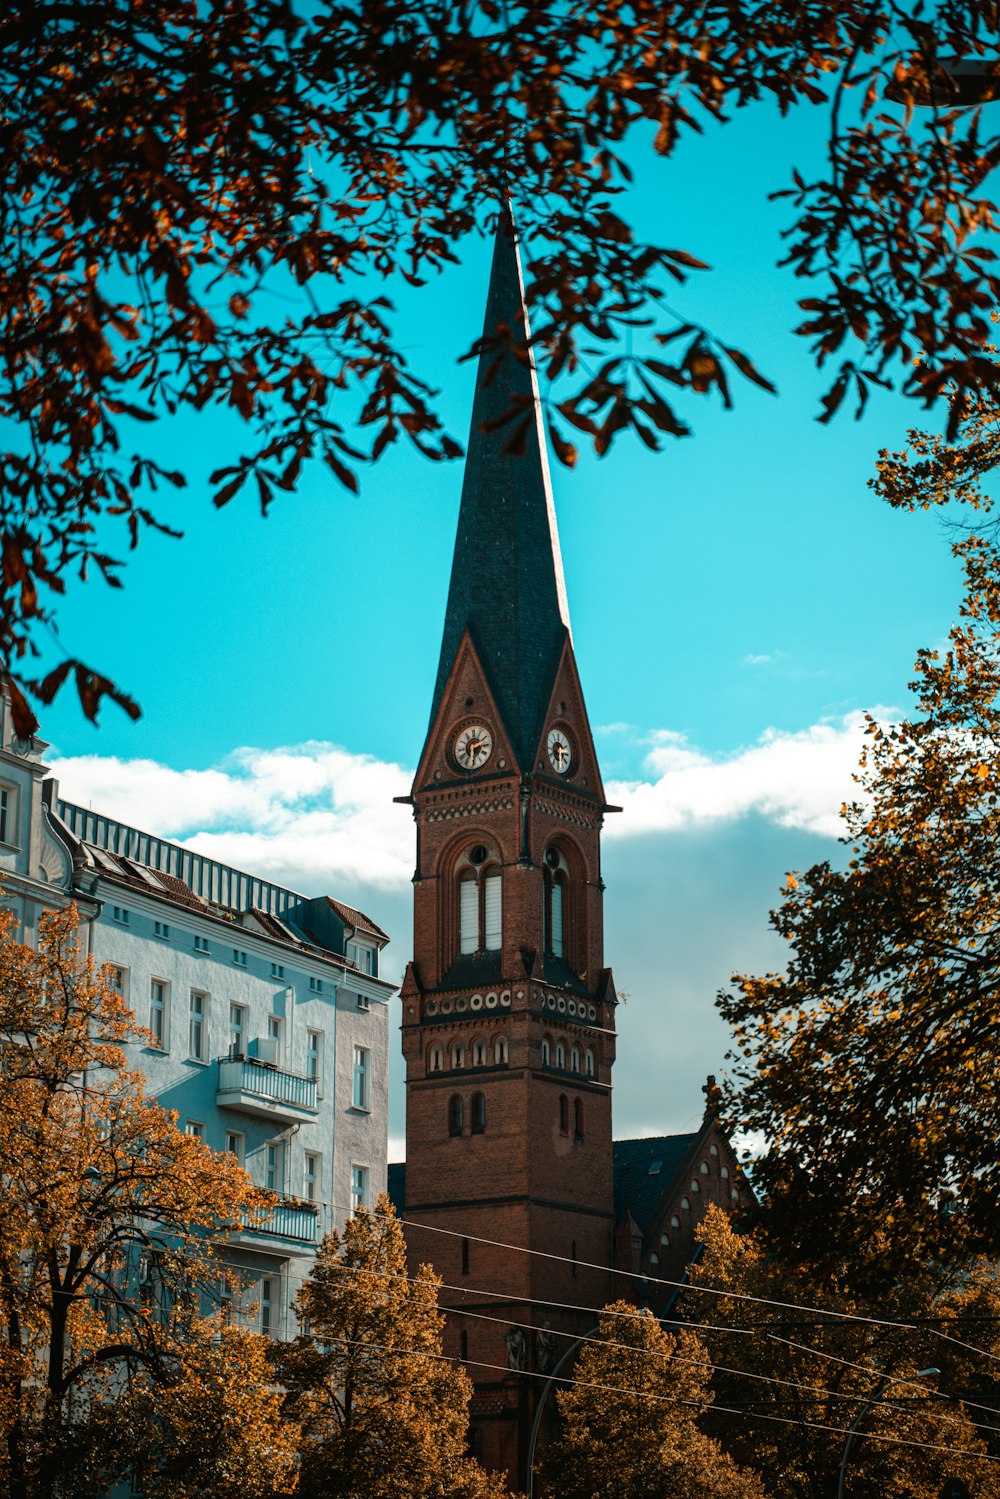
{"left": 720, "top": 510, "right": 1000, "bottom": 1280}
{"left": 0, "top": 902, "right": 274, "bottom": 1499}
{"left": 2, "top": 0, "right": 1000, "bottom": 727}
{"left": 541, "top": 1297, "right": 767, "bottom": 1499}
{"left": 276, "top": 1197, "right": 505, "bottom": 1499}
{"left": 683, "top": 1206, "right": 1000, "bottom": 1499}
{"left": 123, "top": 1318, "right": 298, "bottom": 1499}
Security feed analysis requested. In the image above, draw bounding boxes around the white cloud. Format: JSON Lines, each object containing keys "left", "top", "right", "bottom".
{"left": 50, "top": 742, "right": 414, "bottom": 891}
{"left": 606, "top": 711, "right": 879, "bottom": 841}
{"left": 742, "top": 652, "right": 775, "bottom": 666}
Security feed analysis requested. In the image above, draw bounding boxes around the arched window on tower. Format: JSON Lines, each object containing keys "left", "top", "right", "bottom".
{"left": 543, "top": 846, "right": 568, "bottom": 959}
{"left": 428, "top": 1045, "right": 443, "bottom": 1073}
{"left": 570, "top": 1046, "right": 580, "bottom": 1074}
{"left": 456, "top": 844, "right": 503, "bottom": 956}
{"left": 449, "top": 1095, "right": 464, "bottom": 1136}
{"left": 494, "top": 1036, "right": 508, "bottom": 1065}
{"left": 556, "top": 1041, "right": 565, "bottom": 1070}
{"left": 451, "top": 1041, "right": 465, "bottom": 1069}
{"left": 574, "top": 1098, "right": 584, "bottom": 1139}
{"left": 472, "top": 1038, "right": 487, "bottom": 1067}
{"left": 559, "top": 1094, "right": 569, "bottom": 1134}
{"left": 585, "top": 1048, "right": 595, "bottom": 1078}
{"left": 541, "top": 1037, "right": 551, "bottom": 1067}
{"left": 471, "top": 1092, "right": 486, "bottom": 1133}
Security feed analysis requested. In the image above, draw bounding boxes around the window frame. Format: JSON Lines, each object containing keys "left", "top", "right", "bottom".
{"left": 350, "top": 1164, "right": 369, "bottom": 1215}
{"left": 352, "top": 1045, "right": 370, "bottom": 1111}
{"left": 307, "top": 1028, "right": 324, "bottom": 1093}
{"left": 149, "top": 978, "right": 169, "bottom": 1050}
{"left": 303, "top": 1151, "right": 320, "bottom": 1204}
{"left": 188, "top": 990, "right": 208, "bottom": 1063}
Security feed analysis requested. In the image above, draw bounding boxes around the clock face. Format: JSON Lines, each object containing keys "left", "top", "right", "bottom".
{"left": 454, "top": 723, "right": 493, "bottom": 770}
{"left": 547, "top": 727, "right": 572, "bottom": 774}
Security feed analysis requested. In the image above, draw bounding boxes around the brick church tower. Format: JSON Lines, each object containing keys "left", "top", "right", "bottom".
{"left": 396, "top": 216, "right": 619, "bottom": 1489}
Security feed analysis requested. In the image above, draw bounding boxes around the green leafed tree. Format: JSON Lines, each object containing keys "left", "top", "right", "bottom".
{"left": 541, "top": 1297, "right": 768, "bottom": 1499}
{"left": 2, "top": 1, "right": 1000, "bottom": 727}
{"left": 719, "top": 514, "right": 1000, "bottom": 1283}
{"left": 276, "top": 1196, "right": 507, "bottom": 1499}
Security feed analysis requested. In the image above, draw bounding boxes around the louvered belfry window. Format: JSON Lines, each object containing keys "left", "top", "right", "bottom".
{"left": 457, "top": 847, "right": 502, "bottom": 956}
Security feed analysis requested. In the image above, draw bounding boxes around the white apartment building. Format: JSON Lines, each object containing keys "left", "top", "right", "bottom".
{"left": 0, "top": 697, "right": 393, "bottom": 1338}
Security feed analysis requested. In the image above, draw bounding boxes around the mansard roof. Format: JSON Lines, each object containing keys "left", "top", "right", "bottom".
{"left": 429, "top": 212, "right": 572, "bottom": 769}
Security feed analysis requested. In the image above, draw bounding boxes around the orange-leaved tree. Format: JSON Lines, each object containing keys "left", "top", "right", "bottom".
{"left": 0, "top": 902, "right": 275, "bottom": 1499}
{"left": 277, "top": 1196, "right": 507, "bottom": 1499}
{"left": 541, "top": 1298, "right": 768, "bottom": 1499}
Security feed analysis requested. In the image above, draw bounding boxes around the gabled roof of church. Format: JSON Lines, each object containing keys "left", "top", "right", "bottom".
{"left": 613, "top": 1134, "right": 701, "bottom": 1233}
{"left": 429, "top": 212, "right": 572, "bottom": 768}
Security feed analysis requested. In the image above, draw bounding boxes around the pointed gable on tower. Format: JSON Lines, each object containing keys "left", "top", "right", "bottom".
{"left": 428, "top": 213, "right": 572, "bottom": 771}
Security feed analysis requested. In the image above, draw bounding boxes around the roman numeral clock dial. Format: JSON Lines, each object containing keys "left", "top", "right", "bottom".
{"left": 547, "top": 727, "right": 573, "bottom": 774}
{"left": 454, "top": 723, "right": 493, "bottom": 770}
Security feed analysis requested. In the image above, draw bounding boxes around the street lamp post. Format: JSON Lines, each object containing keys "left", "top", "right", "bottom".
{"left": 837, "top": 1367, "right": 940, "bottom": 1499}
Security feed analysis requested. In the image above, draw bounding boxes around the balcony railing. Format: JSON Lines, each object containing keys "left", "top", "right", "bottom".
{"left": 216, "top": 1055, "right": 318, "bottom": 1123}
{"left": 241, "top": 1197, "right": 319, "bottom": 1245}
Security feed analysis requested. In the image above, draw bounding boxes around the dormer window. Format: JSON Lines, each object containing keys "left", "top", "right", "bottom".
{"left": 456, "top": 843, "right": 502, "bottom": 956}
{"left": 543, "top": 846, "right": 567, "bottom": 959}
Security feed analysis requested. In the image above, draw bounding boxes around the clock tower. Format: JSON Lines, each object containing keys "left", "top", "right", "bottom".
{"left": 397, "top": 213, "right": 619, "bottom": 1488}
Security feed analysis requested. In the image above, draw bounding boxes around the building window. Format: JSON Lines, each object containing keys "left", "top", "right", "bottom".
{"left": 271, "top": 961, "right": 284, "bottom": 979}
{"left": 154, "top": 920, "right": 169, "bottom": 940}
{"left": 544, "top": 846, "right": 570, "bottom": 959}
{"left": 351, "top": 1165, "right": 369, "bottom": 1214}
{"left": 112, "top": 905, "right": 130, "bottom": 925}
{"left": 357, "top": 992, "right": 370, "bottom": 1011}
{"left": 559, "top": 1094, "right": 568, "bottom": 1134}
{"left": 472, "top": 1039, "right": 487, "bottom": 1067}
{"left": 0, "top": 786, "right": 10, "bottom": 844}
{"left": 352, "top": 1046, "right": 370, "bottom": 1110}
{"left": 226, "top": 1130, "right": 244, "bottom": 1166}
{"left": 149, "top": 979, "right": 168, "bottom": 1049}
{"left": 681, "top": 1197, "right": 690, "bottom": 1211}
{"left": 456, "top": 845, "right": 502, "bottom": 956}
{"left": 494, "top": 1036, "right": 508, "bottom": 1065}
{"left": 309, "top": 976, "right": 323, "bottom": 993}
{"left": 304, "top": 1152, "right": 319, "bottom": 1204}
{"left": 188, "top": 991, "right": 206, "bottom": 1061}
{"left": 429, "top": 1045, "right": 443, "bottom": 1073}
{"left": 570, "top": 1046, "right": 580, "bottom": 1074}
{"left": 260, "top": 1276, "right": 278, "bottom": 1337}
{"left": 471, "top": 1092, "right": 486, "bottom": 1134}
{"left": 449, "top": 1095, "right": 464, "bottom": 1137}
{"left": 585, "top": 1048, "right": 595, "bottom": 1078}
{"left": 233, "top": 948, "right": 247, "bottom": 967}
{"left": 710, "top": 1144, "right": 719, "bottom": 1157}
{"left": 224, "top": 1002, "right": 245, "bottom": 1060}
{"left": 108, "top": 965, "right": 128, "bottom": 998}
{"left": 265, "top": 1142, "right": 284, "bottom": 1193}
{"left": 307, "top": 1030, "right": 323, "bottom": 1091}
{"left": 574, "top": 1098, "right": 584, "bottom": 1140}
{"left": 193, "top": 934, "right": 209, "bottom": 953}
{"left": 556, "top": 1042, "right": 565, "bottom": 1070}
{"left": 541, "top": 1037, "right": 551, "bottom": 1067}
{"left": 267, "top": 1015, "right": 283, "bottom": 1066}
{"left": 461, "top": 1238, "right": 470, "bottom": 1276}
{"left": 451, "top": 1041, "right": 465, "bottom": 1069}
{"left": 347, "top": 941, "right": 375, "bottom": 975}
{"left": 721, "top": 1165, "right": 730, "bottom": 1179}
{"left": 185, "top": 1120, "right": 204, "bottom": 1140}
{"left": 700, "top": 1161, "right": 710, "bottom": 1175}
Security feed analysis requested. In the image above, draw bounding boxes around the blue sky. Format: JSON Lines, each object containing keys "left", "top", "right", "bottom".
{"left": 32, "top": 95, "right": 969, "bottom": 1155}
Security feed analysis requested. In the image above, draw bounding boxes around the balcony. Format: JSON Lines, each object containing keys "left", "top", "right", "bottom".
{"left": 238, "top": 1196, "right": 320, "bottom": 1247}
{"left": 216, "top": 1055, "right": 318, "bottom": 1126}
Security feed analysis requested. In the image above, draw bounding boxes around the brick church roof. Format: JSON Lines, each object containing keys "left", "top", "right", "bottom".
{"left": 612, "top": 1134, "right": 701, "bottom": 1232}
{"left": 428, "top": 212, "right": 572, "bottom": 769}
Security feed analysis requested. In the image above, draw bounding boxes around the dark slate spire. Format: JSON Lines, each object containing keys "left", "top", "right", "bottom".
{"left": 429, "top": 213, "right": 571, "bottom": 768}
